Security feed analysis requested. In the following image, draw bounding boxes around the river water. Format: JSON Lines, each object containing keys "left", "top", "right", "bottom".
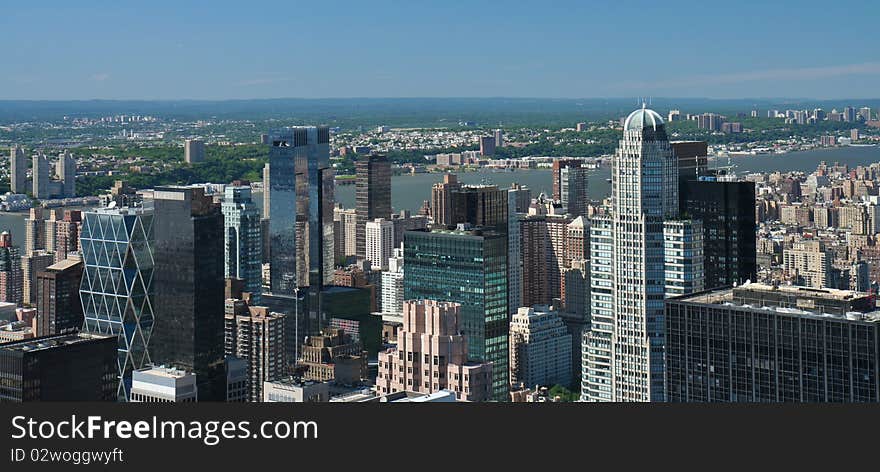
{"left": 2, "top": 145, "right": 879, "bottom": 241}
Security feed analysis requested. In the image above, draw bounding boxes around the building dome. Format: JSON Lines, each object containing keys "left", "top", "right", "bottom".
{"left": 624, "top": 105, "right": 665, "bottom": 131}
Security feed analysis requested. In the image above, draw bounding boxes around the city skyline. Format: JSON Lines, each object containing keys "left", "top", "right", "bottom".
{"left": 1, "top": 1, "right": 878, "bottom": 100}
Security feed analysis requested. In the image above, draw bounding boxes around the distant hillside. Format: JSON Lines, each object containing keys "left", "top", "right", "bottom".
{"left": 1, "top": 97, "right": 879, "bottom": 128}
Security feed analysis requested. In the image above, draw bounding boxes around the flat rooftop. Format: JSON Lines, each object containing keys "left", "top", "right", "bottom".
{"left": 674, "top": 282, "right": 880, "bottom": 323}
{"left": 46, "top": 257, "right": 81, "bottom": 272}
{"left": 134, "top": 365, "right": 194, "bottom": 379}
{"left": 0, "top": 332, "right": 111, "bottom": 353}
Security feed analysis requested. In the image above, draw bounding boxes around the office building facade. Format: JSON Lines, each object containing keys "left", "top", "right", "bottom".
{"left": 667, "top": 283, "right": 880, "bottom": 402}
{"left": 151, "top": 186, "right": 226, "bottom": 401}
{"left": 36, "top": 257, "right": 83, "bottom": 336}
{"left": 355, "top": 154, "right": 392, "bottom": 260}
{"left": 404, "top": 226, "right": 509, "bottom": 400}
{"left": 222, "top": 185, "right": 262, "bottom": 303}
{"left": 266, "top": 126, "right": 334, "bottom": 294}
{"left": 0, "top": 233, "right": 23, "bottom": 306}
{"left": 79, "top": 205, "right": 155, "bottom": 400}
{"left": 0, "top": 332, "right": 117, "bottom": 402}
{"left": 680, "top": 179, "right": 757, "bottom": 289}
{"left": 365, "top": 218, "right": 394, "bottom": 271}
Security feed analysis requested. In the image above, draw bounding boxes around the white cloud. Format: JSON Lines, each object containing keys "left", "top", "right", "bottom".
{"left": 91, "top": 73, "right": 110, "bottom": 82}
{"left": 621, "top": 62, "right": 880, "bottom": 90}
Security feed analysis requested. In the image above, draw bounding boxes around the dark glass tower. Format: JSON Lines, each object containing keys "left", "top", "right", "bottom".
{"left": 679, "top": 179, "right": 757, "bottom": 289}
{"left": 355, "top": 154, "right": 392, "bottom": 260}
{"left": 150, "top": 186, "right": 226, "bottom": 401}
{"left": 404, "top": 226, "right": 509, "bottom": 401}
{"left": 449, "top": 185, "right": 508, "bottom": 233}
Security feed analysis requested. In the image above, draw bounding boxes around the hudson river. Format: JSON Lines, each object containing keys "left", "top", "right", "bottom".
{"left": 2, "top": 145, "right": 879, "bottom": 242}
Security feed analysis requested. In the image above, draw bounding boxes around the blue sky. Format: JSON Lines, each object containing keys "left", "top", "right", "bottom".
{"left": 1, "top": 0, "right": 878, "bottom": 100}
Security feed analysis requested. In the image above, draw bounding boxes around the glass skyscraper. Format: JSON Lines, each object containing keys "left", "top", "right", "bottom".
{"left": 266, "top": 126, "right": 333, "bottom": 295}
{"left": 79, "top": 205, "right": 155, "bottom": 400}
{"left": 150, "top": 186, "right": 226, "bottom": 401}
{"left": 222, "top": 185, "right": 262, "bottom": 303}
{"left": 404, "top": 226, "right": 509, "bottom": 401}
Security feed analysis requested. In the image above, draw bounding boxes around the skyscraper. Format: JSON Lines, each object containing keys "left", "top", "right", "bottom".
{"left": 559, "top": 164, "right": 588, "bottom": 218}
{"left": 225, "top": 302, "right": 287, "bottom": 402}
{"left": 679, "top": 179, "right": 757, "bottom": 289}
{"left": 430, "top": 174, "right": 462, "bottom": 227}
{"left": 494, "top": 129, "right": 504, "bottom": 148}
{"left": 222, "top": 185, "right": 263, "bottom": 303}
{"left": 355, "top": 154, "right": 392, "bottom": 260}
{"left": 583, "top": 105, "right": 679, "bottom": 402}
{"left": 266, "top": 126, "right": 333, "bottom": 295}
{"left": 551, "top": 159, "right": 582, "bottom": 202}
{"left": 150, "top": 186, "right": 226, "bottom": 401}
{"left": 333, "top": 204, "right": 358, "bottom": 260}
{"left": 450, "top": 184, "right": 507, "bottom": 232}
{"left": 36, "top": 257, "right": 83, "bottom": 336}
{"left": 380, "top": 246, "right": 404, "bottom": 316}
{"left": 662, "top": 219, "right": 704, "bottom": 297}
{"left": 32, "top": 152, "right": 50, "bottom": 199}
{"left": 404, "top": 226, "right": 509, "bottom": 400}
{"left": 671, "top": 141, "right": 708, "bottom": 184}
{"left": 0, "top": 232, "right": 23, "bottom": 305}
{"left": 365, "top": 218, "right": 394, "bottom": 271}
{"left": 507, "top": 185, "right": 529, "bottom": 315}
{"left": 262, "top": 163, "right": 271, "bottom": 219}
{"left": 479, "top": 136, "right": 496, "bottom": 156}
{"left": 519, "top": 211, "right": 574, "bottom": 307}
{"left": 53, "top": 209, "right": 82, "bottom": 263}
{"left": 44, "top": 209, "right": 58, "bottom": 254}
{"left": 9, "top": 145, "right": 27, "bottom": 194}
{"left": 24, "top": 207, "right": 44, "bottom": 256}
{"left": 80, "top": 205, "right": 155, "bottom": 400}
{"left": 581, "top": 214, "right": 612, "bottom": 402}
{"left": 21, "top": 250, "right": 54, "bottom": 305}
{"left": 184, "top": 138, "right": 206, "bottom": 164}
{"left": 56, "top": 150, "right": 76, "bottom": 197}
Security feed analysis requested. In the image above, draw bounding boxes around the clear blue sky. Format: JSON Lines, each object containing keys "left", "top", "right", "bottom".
{"left": 1, "top": 0, "right": 877, "bottom": 100}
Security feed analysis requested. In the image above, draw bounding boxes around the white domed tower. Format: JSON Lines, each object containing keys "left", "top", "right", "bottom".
{"left": 583, "top": 104, "right": 681, "bottom": 403}
{"left": 617, "top": 104, "right": 678, "bottom": 218}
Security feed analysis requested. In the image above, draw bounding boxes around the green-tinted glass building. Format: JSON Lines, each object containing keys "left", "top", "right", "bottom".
{"left": 404, "top": 226, "right": 509, "bottom": 401}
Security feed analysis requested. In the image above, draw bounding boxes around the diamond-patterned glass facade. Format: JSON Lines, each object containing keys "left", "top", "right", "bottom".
{"left": 79, "top": 206, "right": 155, "bottom": 401}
